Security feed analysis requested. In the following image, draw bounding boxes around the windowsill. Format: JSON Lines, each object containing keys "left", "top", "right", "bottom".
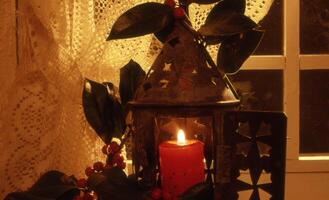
{"left": 286, "top": 159, "right": 329, "bottom": 173}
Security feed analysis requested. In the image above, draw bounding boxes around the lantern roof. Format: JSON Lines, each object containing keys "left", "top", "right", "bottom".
{"left": 131, "top": 22, "right": 240, "bottom": 107}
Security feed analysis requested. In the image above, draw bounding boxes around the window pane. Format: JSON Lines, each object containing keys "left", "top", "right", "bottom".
{"left": 300, "top": 70, "right": 329, "bottom": 153}
{"left": 228, "top": 70, "right": 283, "bottom": 111}
{"left": 254, "top": 0, "right": 283, "bottom": 55}
{"left": 300, "top": 0, "right": 329, "bottom": 54}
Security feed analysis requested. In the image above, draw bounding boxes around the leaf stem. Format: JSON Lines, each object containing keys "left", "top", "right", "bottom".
{"left": 107, "top": 125, "right": 132, "bottom": 163}
{"left": 179, "top": 0, "right": 190, "bottom": 16}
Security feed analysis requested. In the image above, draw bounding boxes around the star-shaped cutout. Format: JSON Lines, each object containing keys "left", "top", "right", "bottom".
{"left": 163, "top": 63, "right": 172, "bottom": 72}
{"left": 159, "top": 79, "right": 169, "bottom": 88}
{"left": 257, "top": 122, "right": 272, "bottom": 137}
{"left": 236, "top": 169, "right": 272, "bottom": 199}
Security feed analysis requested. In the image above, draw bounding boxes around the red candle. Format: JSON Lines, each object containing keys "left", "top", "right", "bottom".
{"left": 159, "top": 129, "right": 205, "bottom": 199}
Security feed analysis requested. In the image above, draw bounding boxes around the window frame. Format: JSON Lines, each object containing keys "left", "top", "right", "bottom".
{"left": 239, "top": 0, "right": 329, "bottom": 172}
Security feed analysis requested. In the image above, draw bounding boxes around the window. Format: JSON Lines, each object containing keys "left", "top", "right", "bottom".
{"left": 299, "top": 0, "right": 329, "bottom": 155}
{"left": 239, "top": 0, "right": 329, "bottom": 170}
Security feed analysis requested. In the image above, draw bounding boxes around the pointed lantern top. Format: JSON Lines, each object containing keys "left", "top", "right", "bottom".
{"left": 131, "top": 22, "right": 240, "bottom": 107}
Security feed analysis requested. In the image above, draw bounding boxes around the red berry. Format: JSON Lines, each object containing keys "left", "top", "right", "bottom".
{"left": 109, "top": 141, "right": 120, "bottom": 153}
{"left": 173, "top": 7, "right": 185, "bottom": 19}
{"left": 164, "top": 0, "right": 175, "bottom": 8}
{"left": 151, "top": 188, "right": 162, "bottom": 200}
{"left": 85, "top": 167, "right": 94, "bottom": 177}
{"left": 76, "top": 178, "right": 87, "bottom": 188}
{"left": 102, "top": 145, "right": 109, "bottom": 155}
{"left": 117, "top": 161, "right": 126, "bottom": 169}
{"left": 93, "top": 161, "right": 104, "bottom": 172}
{"left": 83, "top": 193, "right": 94, "bottom": 200}
{"left": 113, "top": 153, "right": 124, "bottom": 164}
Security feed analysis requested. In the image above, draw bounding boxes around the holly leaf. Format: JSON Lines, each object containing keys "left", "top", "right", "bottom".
{"left": 198, "top": 0, "right": 256, "bottom": 37}
{"left": 5, "top": 192, "right": 52, "bottom": 200}
{"left": 93, "top": 182, "right": 144, "bottom": 200}
{"left": 218, "top": 29, "right": 264, "bottom": 74}
{"left": 107, "top": 3, "right": 174, "bottom": 40}
{"left": 180, "top": 182, "right": 214, "bottom": 200}
{"left": 89, "top": 168, "right": 144, "bottom": 200}
{"left": 82, "top": 79, "right": 125, "bottom": 144}
{"left": 119, "top": 60, "right": 145, "bottom": 107}
{"left": 189, "top": 0, "right": 222, "bottom": 4}
{"left": 154, "top": 19, "right": 175, "bottom": 43}
{"left": 210, "top": 0, "right": 246, "bottom": 14}
{"left": 4, "top": 171, "right": 79, "bottom": 200}
{"left": 204, "top": 35, "right": 228, "bottom": 45}
{"left": 87, "top": 172, "right": 107, "bottom": 191}
{"left": 102, "top": 167, "right": 128, "bottom": 187}
{"left": 30, "top": 171, "right": 72, "bottom": 190}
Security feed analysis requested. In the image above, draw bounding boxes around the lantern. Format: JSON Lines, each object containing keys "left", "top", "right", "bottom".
{"left": 129, "top": 21, "right": 240, "bottom": 195}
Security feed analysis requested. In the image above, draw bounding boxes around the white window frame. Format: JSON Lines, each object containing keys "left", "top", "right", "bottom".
{"left": 240, "top": 0, "right": 329, "bottom": 172}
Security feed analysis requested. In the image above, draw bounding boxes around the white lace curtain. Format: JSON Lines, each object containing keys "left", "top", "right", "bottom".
{"left": 0, "top": 0, "right": 272, "bottom": 197}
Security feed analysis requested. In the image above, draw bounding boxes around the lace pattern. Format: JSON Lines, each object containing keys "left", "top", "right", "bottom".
{"left": 0, "top": 0, "right": 273, "bottom": 197}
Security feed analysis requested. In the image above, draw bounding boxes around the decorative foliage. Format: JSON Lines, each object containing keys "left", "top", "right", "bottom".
{"left": 107, "top": 0, "right": 269, "bottom": 74}
{"left": 107, "top": 3, "right": 174, "bottom": 40}
{"left": 189, "top": 0, "right": 221, "bottom": 4}
{"left": 199, "top": 2, "right": 256, "bottom": 37}
{"left": 82, "top": 79, "right": 125, "bottom": 144}
{"left": 4, "top": 171, "right": 79, "bottom": 200}
{"left": 218, "top": 30, "right": 264, "bottom": 74}
{"left": 119, "top": 59, "right": 146, "bottom": 107}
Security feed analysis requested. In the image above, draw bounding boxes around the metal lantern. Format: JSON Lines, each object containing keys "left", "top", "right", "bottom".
{"left": 129, "top": 22, "right": 240, "bottom": 191}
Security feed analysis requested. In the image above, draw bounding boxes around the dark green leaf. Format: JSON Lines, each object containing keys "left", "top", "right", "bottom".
{"left": 30, "top": 171, "right": 70, "bottom": 190}
{"left": 93, "top": 181, "right": 144, "bottom": 200}
{"left": 107, "top": 3, "right": 174, "bottom": 40}
{"left": 204, "top": 35, "right": 228, "bottom": 45}
{"left": 126, "top": 174, "right": 139, "bottom": 187}
{"left": 198, "top": 1, "right": 256, "bottom": 37}
{"left": 154, "top": 19, "right": 175, "bottom": 43}
{"left": 82, "top": 79, "right": 125, "bottom": 143}
{"left": 5, "top": 192, "right": 53, "bottom": 200}
{"left": 87, "top": 173, "right": 107, "bottom": 191}
{"left": 4, "top": 171, "right": 79, "bottom": 200}
{"left": 91, "top": 168, "right": 144, "bottom": 200}
{"left": 119, "top": 60, "right": 146, "bottom": 106}
{"left": 210, "top": 0, "right": 246, "bottom": 14}
{"left": 189, "top": 0, "right": 222, "bottom": 4}
{"left": 218, "top": 29, "right": 264, "bottom": 74}
{"left": 102, "top": 166, "right": 128, "bottom": 186}
{"left": 30, "top": 186, "right": 79, "bottom": 199}
{"left": 179, "top": 182, "right": 214, "bottom": 200}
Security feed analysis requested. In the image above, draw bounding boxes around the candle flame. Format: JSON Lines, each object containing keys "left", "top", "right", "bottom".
{"left": 177, "top": 129, "right": 186, "bottom": 145}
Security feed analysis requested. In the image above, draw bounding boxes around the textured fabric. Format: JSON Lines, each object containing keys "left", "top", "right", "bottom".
{"left": 0, "top": 0, "right": 273, "bottom": 197}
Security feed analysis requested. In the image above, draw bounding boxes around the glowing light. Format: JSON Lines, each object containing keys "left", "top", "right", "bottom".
{"left": 299, "top": 156, "right": 329, "bottom": 161}
{"left": 177, "top": 129, "right": 186, "bottom": 145}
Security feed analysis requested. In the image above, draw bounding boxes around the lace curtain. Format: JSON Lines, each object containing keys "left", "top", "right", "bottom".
{"left": 0, "top": 0, "right": 273, "bottom": 197}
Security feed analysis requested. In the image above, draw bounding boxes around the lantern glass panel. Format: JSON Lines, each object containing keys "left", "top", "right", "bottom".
{"left": 154, "top": 116, "right": 213, "bottom": 145}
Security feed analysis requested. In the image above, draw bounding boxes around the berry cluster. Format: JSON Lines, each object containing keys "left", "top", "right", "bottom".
{"left": 164, "top": 0, "right": 186, "bottom": 19}
{"left": 73, "top": 141, "right": 126, "bottom": 200}
{"left": 103, "top": 141, "right": 126, "bottom": 169}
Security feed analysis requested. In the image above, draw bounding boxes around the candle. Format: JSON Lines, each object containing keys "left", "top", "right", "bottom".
{"left": 159, "top": 129, "right": 205, "bottom": 198}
